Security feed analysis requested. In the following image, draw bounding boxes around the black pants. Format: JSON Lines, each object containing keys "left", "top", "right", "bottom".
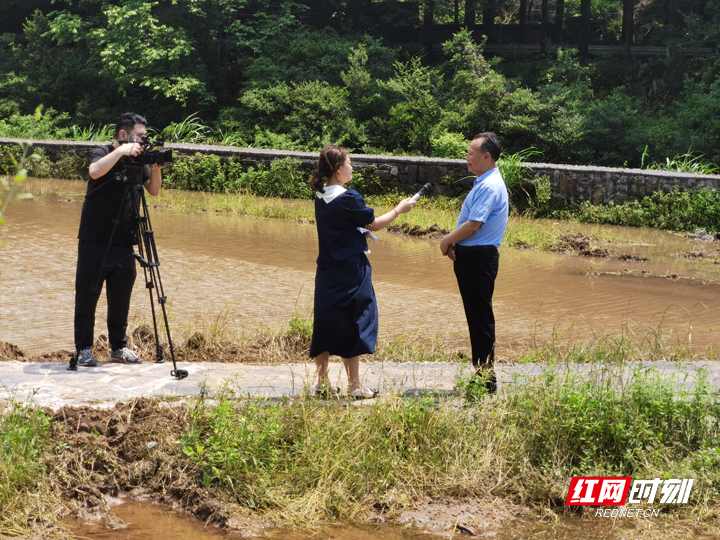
{"left": 453, "top": 246, "right": 499, "bottom": 372}
{"left": 74, "top": 240, "right": 137, "bottom": 352}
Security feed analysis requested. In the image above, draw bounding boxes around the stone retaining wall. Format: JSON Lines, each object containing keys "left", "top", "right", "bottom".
{"left": 3, "top": 138, "right": 719, "bottom": 203}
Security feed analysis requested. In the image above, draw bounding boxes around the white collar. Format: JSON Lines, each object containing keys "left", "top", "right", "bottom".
{"left": 315, "top": 184, "right": 347, "bottom": 203}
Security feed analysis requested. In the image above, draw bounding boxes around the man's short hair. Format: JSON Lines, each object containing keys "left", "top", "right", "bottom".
{"left": 115, "top": 112, "right": 147, "bottom": 139}
{"left": 473, "top": 132, "right": 502, "bottom": 161}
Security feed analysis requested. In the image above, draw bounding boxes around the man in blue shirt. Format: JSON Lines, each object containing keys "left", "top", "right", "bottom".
{"left": 440, "top": 132, "right": 508, "bottom": 393}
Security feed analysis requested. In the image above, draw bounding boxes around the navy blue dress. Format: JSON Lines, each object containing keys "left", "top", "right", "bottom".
{"left": 309, "top": 189, "right": 378, "bottom": 359}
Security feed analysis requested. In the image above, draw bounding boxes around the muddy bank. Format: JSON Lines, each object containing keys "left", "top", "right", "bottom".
{"left": 0, "top": 317, "right": 461, "bottom": 366}
{"left": 50, "top": 399, "right": 270, "bottom": 536}
{"left": 24, "top": 397, "right": 720, "bottom": 540}
{"left": 0, "top": 320, "right": 315, "bottom": 365}
{"left": 49, "top": 399, "right": 521, "bottom": 538}
{"left": 386, "top": 222, "right": 450, "bottom": 238}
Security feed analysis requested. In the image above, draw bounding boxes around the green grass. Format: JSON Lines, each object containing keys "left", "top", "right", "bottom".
{"left": 177, "top": 364, "right": 720, "bottom": 524}
{"left": 153, "top": 188, "right": 317, "bottom": 221}
{"left": 0, "top": 401, "right": 58, "bottom": 536}
{"left": 514, "top": 322, "right": 704, "bottom": 365}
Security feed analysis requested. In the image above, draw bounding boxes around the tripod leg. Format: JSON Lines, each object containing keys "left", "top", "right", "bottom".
{"left": 132, "top": 185, "right": 187, "bottom": 379}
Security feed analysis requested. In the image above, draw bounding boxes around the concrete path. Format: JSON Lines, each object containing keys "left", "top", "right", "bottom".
{"left": 1, "top": 360, "right": 719, "bottom": 410}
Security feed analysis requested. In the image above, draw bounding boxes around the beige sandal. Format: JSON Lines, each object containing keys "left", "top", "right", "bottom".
{"left": 347, "top": 387, "right": 378, "bottom": 400}
{"left": 315, "top": 385, "right": 340, "bottom": 398}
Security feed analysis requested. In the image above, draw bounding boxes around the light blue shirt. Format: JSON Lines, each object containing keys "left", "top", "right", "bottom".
{"left": 456, "top": 167, "right": 508, "bottom": 248}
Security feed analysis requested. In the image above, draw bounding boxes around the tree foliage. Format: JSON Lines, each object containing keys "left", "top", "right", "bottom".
{"left": 0, "top": 1, "right": 719, "bottom": 167}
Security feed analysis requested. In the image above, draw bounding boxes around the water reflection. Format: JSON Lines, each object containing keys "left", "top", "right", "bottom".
{"left": 2, "top": 180, "right": 720, "bottom": 356}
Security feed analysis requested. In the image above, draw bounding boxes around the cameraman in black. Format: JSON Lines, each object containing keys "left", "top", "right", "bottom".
{"left": 73, "top": 112, "right": 163, "bottom": 367}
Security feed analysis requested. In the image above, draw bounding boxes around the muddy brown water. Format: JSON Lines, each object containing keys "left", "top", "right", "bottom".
{"left": 67, "top": 498, "right": 709, "bottom": 540}
{"left": 68, "top": 500, "right": 447, "bottom": 540}
{"left": 2, "top": 179, "right": 720, "bottom": 357}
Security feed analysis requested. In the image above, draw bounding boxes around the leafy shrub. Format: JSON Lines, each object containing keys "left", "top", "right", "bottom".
{"left": 641, "top": 145, "right": 720, "bottom": 174}
{"left": 164, "top": 154, "right": 312, "bottom": 199}
{"left": 509, "top": 366, "right": 720, "bottom": 473}
{"left": 231, "top": 158, "right": 312, "bottom": 199}
{"left": 0, "top": 109, "right": 70, "bottom": 140}
{"left": 347, "top": 167, "right": 387, "bottom": 196}
{"left": 163, "top": 153, "right": 231, "bottom": 193}
{"left": 69, "top": 123, "right": 114, "bottom": 142}
{"left": 497, "top": 148, "right": 555, "bottom": 215}
{"left": 155, "top": 112, "right": 211, "bottom": 143}
{"left": 379, "top": 57, "right": 443, "bottom": 154}
{"left": 0, "top": 145, "right": 85, "bottom": 180}
{"left": 570, "top": 187, "right": 720, "bottom": 233}
{"left": 239, "top": 81, "right": 361, "bottom": 150}
{"left": 251, "top": 129, "right": 304, "bottom": 151}
{"left": 244, "top": 30, "right": 396, "bottom": 90}
{"left": 430, "top": 131, "right": 469, "bottom": 159}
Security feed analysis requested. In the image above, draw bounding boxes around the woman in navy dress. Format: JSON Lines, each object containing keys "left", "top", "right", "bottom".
{"left": 309, "top": 145, "right": 416, "bottom": 399}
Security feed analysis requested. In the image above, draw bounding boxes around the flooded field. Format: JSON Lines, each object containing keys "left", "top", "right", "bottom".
{"left": 2, "top": 179, "right": 720, "bottom": 357}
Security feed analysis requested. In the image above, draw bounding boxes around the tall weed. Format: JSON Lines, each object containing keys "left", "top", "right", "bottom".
{"left": 0, "top": 402, "right": 53, "bottom": 534}
{"left": 155, "top": 112, "right": 211, "bottom": 143}
{"left": 641, "top": 145, "right": 719, "bottom": 175}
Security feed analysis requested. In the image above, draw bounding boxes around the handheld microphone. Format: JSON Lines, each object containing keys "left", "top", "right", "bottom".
{"left": 410, "top": 183, "right": 432, "bottom": 202}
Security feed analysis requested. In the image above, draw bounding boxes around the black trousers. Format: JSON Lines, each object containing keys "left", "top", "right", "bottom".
{"left": 74, "top": 240, "right": 137, "bottom": 352}
{"left": 453, "top": 246, "right": 499, "bottom": 372}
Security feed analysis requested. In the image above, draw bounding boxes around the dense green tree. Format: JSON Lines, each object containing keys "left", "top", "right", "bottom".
{"left": 1, "top": 0, "right": 720, "bottom": 168}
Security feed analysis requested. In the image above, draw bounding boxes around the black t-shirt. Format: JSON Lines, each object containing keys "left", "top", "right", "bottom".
{"left": 77, "top": 144, "right": 151, "bottom": 245}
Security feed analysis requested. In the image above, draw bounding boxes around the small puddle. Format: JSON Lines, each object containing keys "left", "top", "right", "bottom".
{"left": 68, "top": 499, "right": 228, "bottom": 539}
{"left": 67, "top": 499, "right": 449, "bottom": 540}
{"left": 66, "top": 499, "right": 708, "bottom": 540}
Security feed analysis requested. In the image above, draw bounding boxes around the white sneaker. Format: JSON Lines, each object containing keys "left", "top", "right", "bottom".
{"left": 109, "top": 348, "right": 142, "bottom": 364}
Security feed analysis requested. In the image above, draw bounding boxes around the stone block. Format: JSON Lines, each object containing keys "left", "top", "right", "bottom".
{"left": 557, "top": 173, "right": 577, "bottom": 198}
{"left": 420, "top": 165, "right": 447, "bottom": 183}
{"left": 591, "top": 187, "right": 604, "bottom": 205}
{"left": 405, "top": 165, "right": 419, "bottom": 184}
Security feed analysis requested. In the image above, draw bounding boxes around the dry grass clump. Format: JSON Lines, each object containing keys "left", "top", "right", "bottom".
{"left": 46, "top": 398, "right": 238, "bottom": 523}
{"left": 515, "top": 317, "right": 703, "bottom": 364}
{"left": 122, "top": 314, "right": 457, "bottom": 365}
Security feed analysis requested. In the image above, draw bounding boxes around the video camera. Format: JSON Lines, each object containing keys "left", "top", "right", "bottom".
{"left": 119, "top": 135, "right": 173, "bottom": 167}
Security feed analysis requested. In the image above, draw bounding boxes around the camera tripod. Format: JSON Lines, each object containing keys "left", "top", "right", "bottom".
{"left": 69, "top": 170, "right": 188, "bottom": 380}
{"left": 128, "top": 182, "right": 188, "bottom": 379}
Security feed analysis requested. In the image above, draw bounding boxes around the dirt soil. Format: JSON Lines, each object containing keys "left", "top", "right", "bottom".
{"left": 46, "top": 399, "right": 532, "bottom": 538}
{"left": 618, "top": 254, "right": 650, "bottom": 262}
{"left": 386, "top": 223, "right": 450, "bottom": 238}
{"left": 681, "top": 250, "right": 720, "bottom": 262}
{"left": 0, "top": 322, "right": 311, "bottom": 365}
{"left": 377, "top": 497, "right": 530, "bottom": 537}
{"left": 553, "top": 234, "right": 609, "bottom": 257}
{"left": 48, "top": 398, "right": 269, "bottom": 535}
